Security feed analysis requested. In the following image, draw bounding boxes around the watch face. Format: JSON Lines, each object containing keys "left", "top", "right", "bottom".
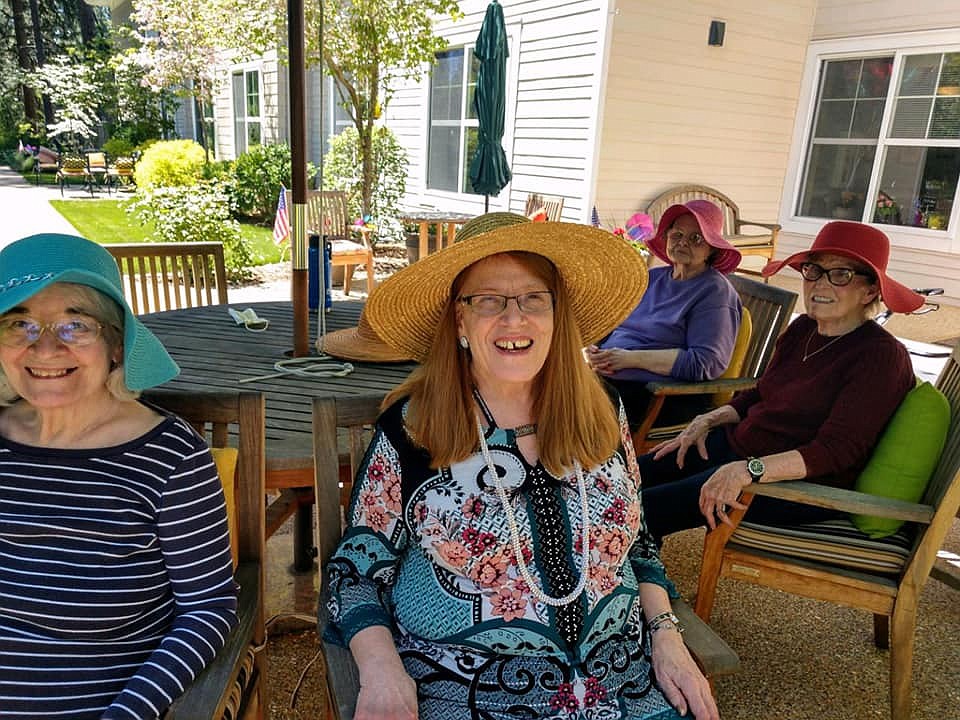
{"left": 747, "top": 458, "right": 765, "bottom": 478}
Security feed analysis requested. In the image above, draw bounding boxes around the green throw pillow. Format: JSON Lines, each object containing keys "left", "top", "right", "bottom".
{"left": 851, "top": 379, "right": 950, "bottom": 538}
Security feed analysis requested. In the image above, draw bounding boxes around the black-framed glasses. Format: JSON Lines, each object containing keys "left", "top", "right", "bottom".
{"left": 799, "top": 262, "right": 873, "bottom": 287}
{"left": 0, "top": 316, "right": 104, "bottom": 348}
{"left": 666, "top": 229, "right": 706, "bottom": 246}
{"left": 458, "top": 291, "right": 554, "bottom": 317}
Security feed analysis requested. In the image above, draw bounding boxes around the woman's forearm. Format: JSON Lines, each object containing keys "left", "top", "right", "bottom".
{"left": 625, "top": 348, "right": 680, "bottom": 374}
{"left": 698, "top": 403, "right": 740, "bottom": 429}
{"left": 350, "top": 625, "right": 407, "bottom": 683}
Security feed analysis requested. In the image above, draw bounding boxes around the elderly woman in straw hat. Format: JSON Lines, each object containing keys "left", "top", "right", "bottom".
{"left": 0, "top": 234, "right": 237, "bottom": 718}
{"left": 322, "top": 221, "right": 718, "bottom": 720}
{"left": 585, "top": 200, "right": 742, "bottom": 430}
{"left": 639, "top": 221, "right": 922, "bottom": 544}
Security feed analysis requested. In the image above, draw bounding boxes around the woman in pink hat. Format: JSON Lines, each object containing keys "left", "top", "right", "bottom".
{"left": 638, "top": 220, "right": 923, "bottom": 544}
{"left": 585, "top": 199, "right": 743, "bottom": 430}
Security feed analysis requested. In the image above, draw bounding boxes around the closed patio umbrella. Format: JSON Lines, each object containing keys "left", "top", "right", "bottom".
{"left": 468, "top": 0, "right": 512, "bottom": 211}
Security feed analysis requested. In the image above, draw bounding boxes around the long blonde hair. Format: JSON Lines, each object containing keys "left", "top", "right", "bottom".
{"left": 384, "top": 252, "right": 620, "bottom": 476}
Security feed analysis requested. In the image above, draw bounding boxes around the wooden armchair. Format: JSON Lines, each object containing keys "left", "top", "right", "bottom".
{"left": 693, "top": 346, "right": 960, "bottom": 720}
{"left": 632, "top": 275, "right": 798, "bottom": 453}
{"left": 141, "top": 389, "right": 267, "bottom": 720}
{"left": 85, "top": 151, "right": 110, "bottom": 193}
{"left": 106, "top": 241, "right": 229, "bottom": 314}
{"left": 524, "top": 192, "right": 565, "bottom": 221}
{"left": 314, "top": 394, "right": 739, "bottom": 720}
{"left": 57, "top": 154, "right": 92, "bottom": 197}
{"left": 646, "top": 185, "right": 781, "bottom": 279}
{"left": 297, "top": 189, "right": 376, "bottom": 296}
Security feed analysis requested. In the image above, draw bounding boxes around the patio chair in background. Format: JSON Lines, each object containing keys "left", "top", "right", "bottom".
{"left": 85, "top": 150, "right": 110, "bottom": 193}
{"left": 108, "top": 155, "right": 136, "bottom": 189}
{"left": 313, "top": 393, "right": 740, "bottom": 720}
{"left": 143, "top": 389, "right": 267, "bottom": 720}
{"left": 297, "top": 189, "right": 376, "bottom": 296}
{"left": 106, "top": 241, "right": 229, "bottom": 314}
{"left": 693, "top": 345, "right": 960, "bottom": 720}
{"left": 632, "top": 274, "right": 798, "bottom": 453}
{"left": 524, "top": 192, "right": 564, "bottom": 221}
{"left": 33, "top": 146, "right": 60, "bottom": 186}
{"left": 57, "top": 154, "right": 92, "bottom": 197}
{"left": 646, "top": 185, "right": 780, "bottom": 280}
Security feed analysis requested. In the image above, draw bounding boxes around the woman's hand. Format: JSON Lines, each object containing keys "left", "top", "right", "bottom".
{"left": 355, "top": 666, "right": 418, "bottom": 720}
{"left": 650, "top": 629, "right": 719, "bottom": 719}
{"left": 652, "top": 414, "right": 712, "bottom": 466}
{"left": 698, "top": 461, "right": 751, "bottom": 530}
{"left": 583, "top": 345, "right": 627, "bottom": 375}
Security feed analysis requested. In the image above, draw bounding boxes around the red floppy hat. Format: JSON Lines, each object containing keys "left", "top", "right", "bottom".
{"left": 762, "top": 220, "right": 923, "bottom": 313}
{"left": 646, "top": 199, "right": 742, "bottom": 274}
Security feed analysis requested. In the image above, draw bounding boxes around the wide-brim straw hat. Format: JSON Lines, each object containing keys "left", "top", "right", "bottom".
{"left": 762, "top": 220, "right": 923, "bottom": 313}
{"left": 319, "top": 305, "right": 413, "bottom": 363}
{"left": 646, "top": 199, "right": 742, "bottom": 274}
{"left": 0, "top": 234, "right": 179, "bottom": 390}
{"left": 366, "top": 222, "right": 648, "bottom": 362}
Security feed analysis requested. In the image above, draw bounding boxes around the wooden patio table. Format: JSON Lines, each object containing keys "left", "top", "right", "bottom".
{"left": 400, "top": 209, "right": 474, "bottom": 259}
{"left": 141, "top": 300, "right": 416, "bottom": 571}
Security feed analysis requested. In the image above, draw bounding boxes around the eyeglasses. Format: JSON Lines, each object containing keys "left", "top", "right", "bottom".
{"left": 458, "top": 291, "right": 554, "bottom": 317}
{"left": 799, "top": 262, "right": 874, "bottom": 287}
{"left": 0, "top": 316, "right": 104, "bottom": 348}
{"left": 666, "top": 229, "right": 706, "bottom": 246}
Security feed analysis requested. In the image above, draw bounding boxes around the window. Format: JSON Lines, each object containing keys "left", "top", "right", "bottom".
{"left": 427, "top": 47, "right": 481, "bottom": 194}
{"left": 321, "top": 76, "right": 353, "bottom": 158}
{"left": 797, "top": 50, "right": 960, "bottom": 232}
{"left": 232, "top": 69, "right": 262, "bottom": 156}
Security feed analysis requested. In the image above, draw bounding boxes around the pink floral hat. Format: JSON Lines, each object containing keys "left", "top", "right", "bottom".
{"left": 646, "top": 199, "right": 742, "bottom": 274}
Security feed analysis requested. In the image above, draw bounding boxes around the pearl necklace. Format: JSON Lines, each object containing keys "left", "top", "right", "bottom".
{"left": 476, "top": 416, "right": 591, "bottom": 607}
{"left": 802, "top": 329, "right": 846, "bottom": 362}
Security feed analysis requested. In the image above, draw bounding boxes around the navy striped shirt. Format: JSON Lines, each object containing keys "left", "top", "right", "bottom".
{"left": 0, "top": 411, "right": 238, "bottom": 719}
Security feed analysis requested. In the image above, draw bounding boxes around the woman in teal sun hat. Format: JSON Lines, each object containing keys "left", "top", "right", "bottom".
{"left": 0, "top": 234, "right": 237, "bottom": 719}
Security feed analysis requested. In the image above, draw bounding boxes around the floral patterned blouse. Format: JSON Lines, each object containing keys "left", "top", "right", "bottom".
{"left": 323, "top": 397, "right": 683, "bottom": 720}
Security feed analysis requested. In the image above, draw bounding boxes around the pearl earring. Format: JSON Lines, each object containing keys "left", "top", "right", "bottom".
{"left": 459, "top": 336, "right": 469, "bottom": 349}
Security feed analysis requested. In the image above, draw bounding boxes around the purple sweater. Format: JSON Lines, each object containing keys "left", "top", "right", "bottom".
{"left": 600, "top": 266, "right": 741, "bottom": 383}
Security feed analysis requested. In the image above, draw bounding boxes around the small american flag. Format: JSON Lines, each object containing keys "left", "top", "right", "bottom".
{"left": 273, "top": 185, "right": 290, "bottom": 246}
{"left": 590, "top": 205, "right": 600, "bottom": 228}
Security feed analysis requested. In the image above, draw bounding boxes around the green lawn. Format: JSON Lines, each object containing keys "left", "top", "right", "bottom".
{"left": 50, "top": 199, "right": 282, "bottom": 264}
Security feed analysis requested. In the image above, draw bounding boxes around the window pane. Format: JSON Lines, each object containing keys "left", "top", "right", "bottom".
{"left": 851, "top": 99, "right": 885, "bottom": 137}
{"left": 814, "top": 57, "right": 892, "bottom": 139}
{"left": 462, "top": 126, "right": 480, "bottom": 194}
{"left": 815, "top": 100, "right": 853, "bottom": 137}
{"left": 860, "top": 58, "right": 893, "bottom": 98}
{"left": 900, "top": 54, "right": 940, "bottom": 96}
{"left": 822, "top": 59, "right": 861, "bottom": 99}
{"left": 431, "top": 49, "right": 464, "bottom": 122}
{"left": 891, "top": 97, "right": 932, "bottom": 137}
{"left": 427, "top": 126, "right": 460, "bottom": 191}
{"left": 246, "top": 71, "right": 260, "bottom": 118}
{"left": 931, "top": 97, "right": 960, "bottom": 139}
{"left": 940, "top": 53, "right": 960, "bottom": 91}
{"left": 797, "top": 143, "right": 876, "bottom": 219}
{"left": 248, "top": 122, "right": 261, "bottom": 147}
{"left": 466, "top": 52, "right": 480, "bottom": 121}
{"left": 232, "top": 73, "right": 246, "bottom": 156}
{"left": 874, "top": 147, "right": 959, "bottom": 230}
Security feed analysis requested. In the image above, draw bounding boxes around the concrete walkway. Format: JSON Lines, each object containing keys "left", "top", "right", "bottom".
{"left": 0, "top": 166, "right": 80, "bottom": 247}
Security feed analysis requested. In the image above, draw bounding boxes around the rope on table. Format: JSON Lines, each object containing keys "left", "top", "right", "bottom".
{"left": 238, "top": 356, "right": 354, "bottom": 383}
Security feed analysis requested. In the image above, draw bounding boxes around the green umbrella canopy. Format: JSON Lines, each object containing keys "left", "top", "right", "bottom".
{"left": 469, "top": 0, "right": 512, "bottom": 201}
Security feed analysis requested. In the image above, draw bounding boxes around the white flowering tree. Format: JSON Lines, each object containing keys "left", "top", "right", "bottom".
{"left": 29, "top": 56, "right": 100, "bottom": 151}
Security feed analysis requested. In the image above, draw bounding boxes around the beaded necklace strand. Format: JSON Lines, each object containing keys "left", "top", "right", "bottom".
{"left": 476, "top": 416, "right": 590, "bottom": 607}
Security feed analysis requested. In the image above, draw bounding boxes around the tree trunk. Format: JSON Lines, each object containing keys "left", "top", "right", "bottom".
{"left": 10, "top": 0, "right": 39, "bottom": 128}
{"left": 28, "top": 0, "right": 53, "bottom": 126}
{"left": 75, "top": 0, "right": 97, "bottom": 46}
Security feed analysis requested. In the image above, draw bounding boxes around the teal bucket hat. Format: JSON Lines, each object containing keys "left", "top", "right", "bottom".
{"left": 0, "top": 234, "right": 179, "bottom": 390}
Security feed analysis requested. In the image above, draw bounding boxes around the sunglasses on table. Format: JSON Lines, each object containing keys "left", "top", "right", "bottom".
{"left": 0, "top": 316, "right": 104, "bottom": 348}
{"left": 458, "top": 291, "right": 554, "bottom": 317}
{"left": 799, "top": 262, "right": 874, "bottom": 287}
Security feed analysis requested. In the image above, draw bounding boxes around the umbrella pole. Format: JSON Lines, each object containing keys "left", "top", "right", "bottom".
{"left": 288, "top": 0, "right": 309, "bottom": 357}
{"left": 485, "top": 194, "right": 490, "bottom": 213}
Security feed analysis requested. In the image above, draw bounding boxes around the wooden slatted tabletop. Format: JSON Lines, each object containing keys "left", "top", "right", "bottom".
{"left": 142, "top": 300, "right": 416, "bottom": 569}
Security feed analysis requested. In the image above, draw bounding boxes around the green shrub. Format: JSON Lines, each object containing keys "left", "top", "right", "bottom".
{"left": 322, "top": 126, "right": 408, "bottom": 245}
{"left": 134, "top": 139, "right": 206, "bottom": 189}
{"left": 126, "top": 181, "right": 258, "bottom": 282}
{"left": 230, "top": 144, "right": 317, "bottom": 224}
{"left": 103, "top": 136, "right": 135, "bottom": 159}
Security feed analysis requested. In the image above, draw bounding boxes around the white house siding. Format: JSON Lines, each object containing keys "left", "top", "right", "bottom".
{"left": 776, "top": 4, "right": 960, "bottom": 304}
{"left": 384, "top": 0, "right": 608, "bottom": 220}
{"left": 593, "top": 0, "right": 817, "bottom": 231}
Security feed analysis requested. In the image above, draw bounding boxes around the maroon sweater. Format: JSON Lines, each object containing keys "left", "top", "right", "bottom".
{"left": 727, "top": 314, "right": 914, "bottom": 489}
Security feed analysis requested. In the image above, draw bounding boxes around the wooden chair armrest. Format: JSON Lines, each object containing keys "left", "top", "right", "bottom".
{"left": 646, "top": 377, "right": 758, "bottom": 397}
{"left": 672, "top": 596, "right": 740, "bottom": 678}
{"left": 165, "top": 561, "right": 261, "bottom": 719}
{"left": 735, "top": 219, "right": 781, "bottom": 233}
{"left": 742, "top": 481, "right": 935, "bottom": 524}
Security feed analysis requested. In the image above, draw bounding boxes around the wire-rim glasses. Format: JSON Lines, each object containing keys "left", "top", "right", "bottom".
{"left": 799, "top": 262, "right": 873, "bottom": 287}
{"left": 666, "top": 229, "right": 706, "bottom": 246}
{"left": 0, "top": 316, "right": 105, "bottom": 348}
{"left": 458, "top": 291, "right": 554, "bottom": 317}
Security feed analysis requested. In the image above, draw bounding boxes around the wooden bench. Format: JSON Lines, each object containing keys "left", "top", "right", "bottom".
{"left": 646, "top": 184, "right": 780, "bottom": 279}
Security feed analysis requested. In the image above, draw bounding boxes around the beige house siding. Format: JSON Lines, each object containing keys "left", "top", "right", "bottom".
{"left": 593, "top": 0, "right": 817, "bottom": 230}
{"left": 812, "top": 0, "right": 960, "bottom": 39}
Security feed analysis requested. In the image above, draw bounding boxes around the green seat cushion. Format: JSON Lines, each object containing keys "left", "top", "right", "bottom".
{"left": 851, "top": 379, "right": 950, "bottom": 538}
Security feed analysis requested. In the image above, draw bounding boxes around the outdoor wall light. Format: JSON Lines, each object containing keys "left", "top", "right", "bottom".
{"left": 708, "top": 20, "right": 725, "bottom": 46}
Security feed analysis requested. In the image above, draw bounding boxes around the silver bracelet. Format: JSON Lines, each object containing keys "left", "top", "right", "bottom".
{"left": 647, "top": 611, "right": 684, "bottom": 635}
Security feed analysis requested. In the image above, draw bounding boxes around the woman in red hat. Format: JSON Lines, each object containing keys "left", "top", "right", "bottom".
{"left": 585, "top": 199, "right": 743, "bottom": 430}
{"left": 639, "top": 220, "right": 923, "bottom": 543}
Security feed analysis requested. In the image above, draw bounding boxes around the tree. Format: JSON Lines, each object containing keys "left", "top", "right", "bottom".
{"left": 29, "top": 55, "right": 101, "bottom": 150}
{"left": 322, "top": 0, "right": 461, "bottom": 216}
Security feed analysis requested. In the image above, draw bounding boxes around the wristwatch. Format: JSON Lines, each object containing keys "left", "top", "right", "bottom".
{"left": 746, "top": 456, "right": 765, "bottom": 483}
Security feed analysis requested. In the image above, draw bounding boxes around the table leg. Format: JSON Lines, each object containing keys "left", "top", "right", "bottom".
{"left": 293, "top": 501, "right": 315, "bottom": 572}
{"left": 419, "top": 222, "right": 429, "bottom": 260}
{"left": 445, "top": 222, "right": 457, "bottom": 250}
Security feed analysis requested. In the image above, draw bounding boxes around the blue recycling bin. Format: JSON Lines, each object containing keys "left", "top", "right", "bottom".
{"left": 308, "top": 234, "right": 333, "bottom": 311}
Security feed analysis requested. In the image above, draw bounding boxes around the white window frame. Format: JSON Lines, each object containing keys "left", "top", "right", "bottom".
{"left": 231, "top": 65, "right": 263, "bottom": 157}
{"left": 781, "top": 29, "right": 960, "bottom": 255}
{"left": 419, "top": 22, "right": 521, "bottom": 207}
